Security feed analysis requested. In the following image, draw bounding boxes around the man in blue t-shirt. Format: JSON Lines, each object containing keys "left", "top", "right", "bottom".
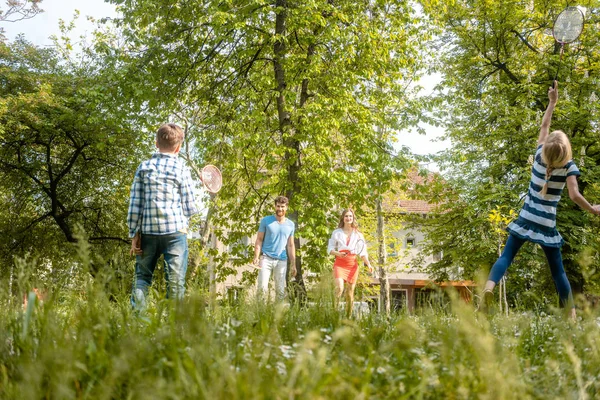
{"left": 253, "top": 196, "right": 296, "bottom": 301}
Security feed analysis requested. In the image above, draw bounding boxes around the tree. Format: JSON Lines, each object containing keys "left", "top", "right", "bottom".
{"left": 0, "top": 36, "right": 144, "bottom": 272}
{"left": 415, "top": 0, "right": 600, "bottom": 303}
{"left": 103, "top": 0, "right": 428, "bottom": 297}
{"left": 0, "top": 0, "right": 42, "bottom": 26}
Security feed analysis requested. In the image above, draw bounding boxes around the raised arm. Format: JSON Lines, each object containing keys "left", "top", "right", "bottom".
{"left": 538, "top": 81, "right": 558, "bottom": 145}
{"left": 180, "top": 167, "right": 199, "bottom": 218}
{"left": 567, "top": 175, "right": 600, "bottom": 215}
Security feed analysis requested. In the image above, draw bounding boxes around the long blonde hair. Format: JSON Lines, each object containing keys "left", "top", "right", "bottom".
{"left": 540, "top": 130, "right": 572, "bottom": 197}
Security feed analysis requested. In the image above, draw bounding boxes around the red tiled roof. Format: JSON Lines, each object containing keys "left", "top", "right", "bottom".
{"left": 395, "top": 199, "right": 434, "bottom": 214}
{"left": 405, "top": 168, "right": 435, "bottom": 186}
{"left": 381, "top": 167, "right": 440, "bottom": 214}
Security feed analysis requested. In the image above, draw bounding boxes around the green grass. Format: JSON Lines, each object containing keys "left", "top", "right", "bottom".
{"left": 2, "top": 278, "right": 600, "bottom": 400}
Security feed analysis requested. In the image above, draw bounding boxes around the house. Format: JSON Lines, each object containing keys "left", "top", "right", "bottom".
{"left": 199, "top": 171, "right": 475, "bottom": 310}
{"left": 367, "top": 170, "right": 476, "bottom": 313}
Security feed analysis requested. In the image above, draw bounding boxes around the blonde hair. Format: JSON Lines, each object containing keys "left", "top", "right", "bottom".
{"left": 156, "top": 123, "right": 184, "bottom": 151}
{"left": 337, "top": 208, "right": 359, "bottom": 230}
{"left": 540, "top": 130, "right": 572, "bottom": 197}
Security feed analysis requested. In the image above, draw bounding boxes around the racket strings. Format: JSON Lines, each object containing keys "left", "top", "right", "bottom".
{"left": 202, "top": 165, "right": 222, "bottom": 193}
{"left": 553, "top": 7, "right": 584, "bottom": 44}
{"left": 552, "top": 7, "right": 584, "bottom": 85}
{"left": 354, "top": 239, "right": 365, "bottom": 255}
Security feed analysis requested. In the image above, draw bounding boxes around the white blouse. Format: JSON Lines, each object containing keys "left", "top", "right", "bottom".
{"left": 327, "top": 228, "right": 368, "bottom": 257}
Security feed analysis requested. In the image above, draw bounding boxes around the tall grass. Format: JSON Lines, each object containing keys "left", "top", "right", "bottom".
{"left": 1, "top": 256, "right": 600, "bottom": 399}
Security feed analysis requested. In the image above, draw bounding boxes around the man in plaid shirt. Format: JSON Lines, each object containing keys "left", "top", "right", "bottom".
{"left": 128, "top": 123, "right": 199, "bottom": 309}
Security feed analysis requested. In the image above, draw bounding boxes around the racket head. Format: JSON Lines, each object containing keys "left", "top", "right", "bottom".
{"left": 553, "top": 6, "right": 584, "bottom": 44}
{"left": 201, "top": 164, "right": 222, "bottom": 193}
{"left": 354, "top": 239, "right": 365, "bottom": 256}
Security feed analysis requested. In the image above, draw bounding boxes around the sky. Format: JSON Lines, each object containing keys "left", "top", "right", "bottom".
{"left": 2, "top": 0, "right": 117, "bottom": 45}
{"left": 1, "top": 0, "right": 450, "bottom": 162}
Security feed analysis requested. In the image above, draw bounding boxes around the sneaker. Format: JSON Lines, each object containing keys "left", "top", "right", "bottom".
{"left": 475, "top": 289, "right": 494, "bottom": 313}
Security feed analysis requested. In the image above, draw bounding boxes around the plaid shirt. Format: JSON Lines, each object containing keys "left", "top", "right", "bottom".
{"left": 127, "top": 152, "right": 199, "bottom": 238}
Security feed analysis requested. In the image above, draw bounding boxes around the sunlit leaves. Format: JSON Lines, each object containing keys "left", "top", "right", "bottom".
{"left": 0, "top": 37, "right": 143, "bottom": 271}
{"left": 416, "top": 0, "right": 600, "bottom": 297}
{"left": 105, "top": 0, "right": 427, "bottom": 278}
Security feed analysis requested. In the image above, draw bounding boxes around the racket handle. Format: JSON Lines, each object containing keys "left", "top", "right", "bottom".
{"left": 553, "top": 45, "right": 565, "bottom": 88}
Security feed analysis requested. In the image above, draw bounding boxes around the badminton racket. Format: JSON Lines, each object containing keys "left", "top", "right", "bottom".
{"left": 552, "top": 7, "right": 584, "bottom": 86}
{"left": 353, "top": 239, "right": 365, "bottom": 256}
{"left": 180, "top": 151, "right": 223, "bottom": 194}
{"left": 200, "top": 164, "right": 222, "bottom": 193}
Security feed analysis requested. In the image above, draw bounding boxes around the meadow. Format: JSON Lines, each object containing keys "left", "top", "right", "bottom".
{"left": 2, "top": 267, "right": 600, "bottom": 400}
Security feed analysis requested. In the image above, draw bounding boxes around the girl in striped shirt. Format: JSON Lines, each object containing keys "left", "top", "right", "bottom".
{"left": 481, "top": 82, "right": 600, "bottom": 319}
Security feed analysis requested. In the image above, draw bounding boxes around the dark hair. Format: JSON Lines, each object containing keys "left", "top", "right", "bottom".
{"left": 337, "top": 208, "right": 358, "bottom": 229}
{"left": 156, "top": 123, "right": 184, "bottom": 151}
{"left": 274, "top": 195, "right": 289, "bottom": 205}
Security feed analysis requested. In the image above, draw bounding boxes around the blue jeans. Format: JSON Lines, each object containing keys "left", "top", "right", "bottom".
{"left": 488, "top": 234, "right": 574, "bottom": 308}
{"left": 131, "top": 232, "right": 188, "bottom": 310}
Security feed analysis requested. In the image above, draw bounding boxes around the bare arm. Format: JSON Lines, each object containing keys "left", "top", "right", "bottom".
{"left": 360, "top": 254, "right": 373, "bottom": 273}
{"left": 538, "top": 81, "right": 558, "bottom": 145}
{"left": 253, "top": 231, "right": 265, "bottom": 265}
{"left": 567, "top": 175, "right": 600, "bottom": 215}
{"left": 287, "top": 235, "right": 297, "bottom": 277}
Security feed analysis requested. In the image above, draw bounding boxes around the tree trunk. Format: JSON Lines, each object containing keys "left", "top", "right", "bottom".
{"left": 376, "top": 197, "right": 391, "bottom": 315}
{"left": 286, "top": 210, "right": 307, "bottom": 304}
{"left": 204, "top": 211, "right": 217, "bottom": 301}
{"left": 207, "top": 256, "right": 216, "bottom": 301}
{"left": 272, "top": 0, "right": 306, "bottom": 303}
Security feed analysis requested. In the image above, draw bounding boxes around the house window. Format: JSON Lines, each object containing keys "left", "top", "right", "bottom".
{"left": 433, "top": 251, "right": 442, "bottom": 262}
{"left": 391, "top": 289, "right": 408, "bottom": 312}
{"left": 415, "top": 288, "right": 449, "bottom": 310}
{"left": 227, "top": 286, "right": 244, "bottom": 304}
{"left": 388, "top": 242, "right": 398, "bottom": 257}
{"left": 406, "top": 238, "right": 416, "bottom": 248}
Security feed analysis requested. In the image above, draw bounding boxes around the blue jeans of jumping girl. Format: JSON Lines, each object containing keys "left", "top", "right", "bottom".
{"left": 488, "top": 233, "right": 574, "bottom": 309}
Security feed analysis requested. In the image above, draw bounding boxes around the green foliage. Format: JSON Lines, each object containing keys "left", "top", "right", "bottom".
{"left": 0, "top": 29, "right": 145, "bottom": 284}
{"left": 102, "top": 0, "right": 428, "bottom": 284}
{"left": 2, "top": 257, "right": 600, "bottom": 398}
{"left": 414, "top": 0, "right": 600, "bottom": 299}
{"left": 0, "top": 39, "right": 138, "bottom": 235}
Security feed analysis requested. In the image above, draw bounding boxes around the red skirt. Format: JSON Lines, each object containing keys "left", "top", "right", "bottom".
{"left": 333, "top": 250, "right": 359, "bottom": 284}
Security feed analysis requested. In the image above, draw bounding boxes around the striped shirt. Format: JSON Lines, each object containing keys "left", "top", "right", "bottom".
{"left": 507, "top": 144, "right": 580, "bottom": 247}
{"left": 127, "top": 152, "right": 199, "bottom": 238}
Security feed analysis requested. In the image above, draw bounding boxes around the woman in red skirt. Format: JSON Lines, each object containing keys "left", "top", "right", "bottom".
{"left": 327, "top": 208, "right": 373, "bottom": 317}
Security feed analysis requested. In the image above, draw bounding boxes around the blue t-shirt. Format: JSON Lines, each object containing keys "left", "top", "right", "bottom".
{"left": 258, "top": 215, "right": 295, "bottom": 260}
